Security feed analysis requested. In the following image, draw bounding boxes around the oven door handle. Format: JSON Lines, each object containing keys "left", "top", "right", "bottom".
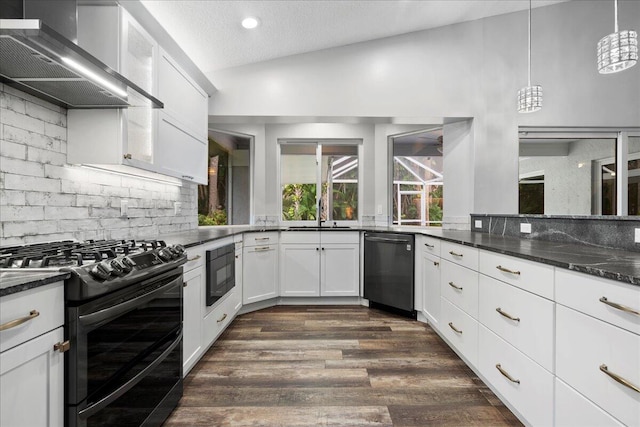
{"left": 78, "top": 330, "right": 182, "bottom": 419}
{"left": 79, "top": 274, "right": 181, "bottom": 327}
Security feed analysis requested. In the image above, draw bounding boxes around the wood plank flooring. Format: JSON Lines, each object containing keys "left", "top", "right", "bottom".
{"left": 165, "top": 306, "right": 523, "bottom": 427}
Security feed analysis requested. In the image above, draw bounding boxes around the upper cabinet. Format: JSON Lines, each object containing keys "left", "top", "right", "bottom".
{"left": 68, "top": 3, "right": 209, "bottom": 185}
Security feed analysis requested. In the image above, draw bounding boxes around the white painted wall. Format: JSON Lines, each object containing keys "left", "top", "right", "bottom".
{"left": 0, "top": 85, "right": 198, "bottom": 245}
{"left": 208, "top": 0, "right": 640, "bottom": 222}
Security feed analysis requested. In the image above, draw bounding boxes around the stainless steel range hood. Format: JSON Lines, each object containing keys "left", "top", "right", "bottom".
{"left": 0, "top": 17, "right": 163, "bottom": 109}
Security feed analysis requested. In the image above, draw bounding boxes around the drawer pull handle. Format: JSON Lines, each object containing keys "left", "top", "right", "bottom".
{"left": 0, "top": 310, "right": 40, "bottom": 331}
{"left": 496, "top": 307, "right": 520, "bottom": 322}
{"left": 599, "top": 364, "right": 640, "bottom": 393}
{"left": 217, "top": 313, "right": 228, "bottom": 323}
{"left": 433, "top": 261, "right": 440, "bottom": 266}
{"left": 496, "top": 364, "right": 520, "bottom": 384}
{"left": 599, "top": 297, "right": 640, "bottom": 316}
{"left": 424, "top": 243, "right": 435, "bottom": 248}
{"left": 448, "top": 322, "right": 462, "bottom": 334}
{"left": 255, "top": 246, "right": 270, "bottom": 252}
{"left": 448, "top": 281, "right": 463, "bottom": 291}
{"left": 54, "top": 340, "right": 70, "bottom": 353}
{"left": 449, "top": 251, "right": 463, "bottom": 257}
{"left": 255, "top": 237, "right": 270, "bottom": 241}
{"left": 496, "top": 265, "right": 521, "bottom": 275}
{"left": 187, "top": 255, "right": 201, "bottom": 262}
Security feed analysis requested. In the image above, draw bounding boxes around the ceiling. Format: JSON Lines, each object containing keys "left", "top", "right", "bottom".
{"left": 140, "top": 0, "right": 570, "bottom": 74}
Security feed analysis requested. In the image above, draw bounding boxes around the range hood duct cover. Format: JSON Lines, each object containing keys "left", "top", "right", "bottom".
{"left": 0, "top": 5, "right": 163, "bottom": 109}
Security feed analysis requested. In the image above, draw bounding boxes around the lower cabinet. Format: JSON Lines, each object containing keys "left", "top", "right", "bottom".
{"left": 0, "top": 327, "right": 64, "bottom": 427}
{"left": 182, "top": 266, "right": 203, "bottom": 375}
{"left": 202, "top": 286, "right": 242, "bottom": 346}
{"left": 243, "top": 244, "right": 279, "bottom": 304}
{"left": 280, "top": 244, "right": 321, "bottom": 296}
{"left": 478, "top": 325, "right": 554, "bottom": 427}
{"left": 320, "top": 243, "right": 359, "bottom": 296}
{"left": 421, "top": 251, "right": 441, "bottom": 329}
{"left": 440, "top": 297, "right": 478, "bottom": 366}
{"left": 555, "top": 378, "right": 624, "bottom": 427}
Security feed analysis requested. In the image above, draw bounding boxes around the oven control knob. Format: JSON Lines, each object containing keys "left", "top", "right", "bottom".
{"left": 157, "top": 249, "right": 173, "bottom": 262}
{"left": 89, "top": 263, "right": 111, "bottom": 280}
{"left": 121, "top": 256, "right": 136, "bottom": 269}
{"left": 172, "top": 244, "right": 185, "bottom": 255}
{"left": 110, "top": 259, "right": 126, "bottom": 276}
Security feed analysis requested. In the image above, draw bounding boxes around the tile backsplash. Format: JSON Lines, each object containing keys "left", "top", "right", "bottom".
{"left": 0, "top": 85, "right": 198, "bottom": 245}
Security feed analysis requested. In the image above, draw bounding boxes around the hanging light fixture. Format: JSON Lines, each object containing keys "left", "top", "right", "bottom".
{"left": 518, "top": 0, "right": 542, "bottom": 113}
{"left": 597, "top": 0, "right": 638, "bottom": 74}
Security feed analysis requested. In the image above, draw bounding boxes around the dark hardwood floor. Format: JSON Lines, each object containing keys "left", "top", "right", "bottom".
{"left": 165, "top": 306, "right": 523, "bottom": 427}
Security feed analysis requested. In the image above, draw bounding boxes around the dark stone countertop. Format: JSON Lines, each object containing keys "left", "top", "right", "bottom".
{"left": 0, "top": 271, "right": 70, "bottom": 298}
{"left": 163, "top": 226, "right": 640, "bottom": 287}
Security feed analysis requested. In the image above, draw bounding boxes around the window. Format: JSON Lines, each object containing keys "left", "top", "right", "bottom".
{"left": 390, "top": 128, "right": 443, "bottom": 227}
{"left": 280, "top": 141, "right": 360, "bottom": 223}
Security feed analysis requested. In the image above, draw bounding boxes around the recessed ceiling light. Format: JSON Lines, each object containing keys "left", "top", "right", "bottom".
{"left": 242, "top": 17, "right": 260, "bottom": 29}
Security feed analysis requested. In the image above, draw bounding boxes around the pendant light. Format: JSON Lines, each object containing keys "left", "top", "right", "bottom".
{"left": 517, "top": 0, "right": 542, "bottom": 113}
{"left": 597, "top": 0, "right": 637, "bottom": 74}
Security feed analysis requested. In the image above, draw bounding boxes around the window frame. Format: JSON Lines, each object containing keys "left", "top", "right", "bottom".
{"left": 277, "top": 139, "right": 362, "bottom": 226}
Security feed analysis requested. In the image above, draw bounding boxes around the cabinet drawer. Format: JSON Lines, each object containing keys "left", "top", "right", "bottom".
{"left": 440, "top": 260, "right": 479, "bottom": 319}
{"left": 556, "top": 269, "right": 640, "bottom": 335}
{"left": 440, "top": 297, "right": 478, "bottom": 366}
{"left": 556, "top": 305, "right": 639, "bottom": 427}
{"left": 244, "top": 232, "right": 278, "bottom": 247}
{"left": 419, "top": 235, "right": 441, "bottom": 256}
{"left": 479, "top": 275, "right": 554, "bottom": 372}
{"left": 0, "top": 282, "right": 64, "bottom": 353}
{"left": 203, "top": 287, "right": 241, "bottom": 347}
{"left": 441, "top": 241, "right": 478, "bottom": 271}
{"left": 555, "top": 378, "right": 623, "bottom": 427}
{"left": 479, "top": 250, "right": 554, "bottom": 299}
{"left": 478, "top": 325, "right": 554, "bottom": 427}
{"left": 183, "top": 245, "right": 205, "bottom": 272}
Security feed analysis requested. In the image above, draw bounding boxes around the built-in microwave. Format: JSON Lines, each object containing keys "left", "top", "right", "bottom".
{"left": 205, "top": 243, "right": 235, "bottom": 306}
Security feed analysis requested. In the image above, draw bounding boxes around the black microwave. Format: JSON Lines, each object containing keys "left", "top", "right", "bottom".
{"left": 205, "top": 243, "right": 235, "bottom": 306}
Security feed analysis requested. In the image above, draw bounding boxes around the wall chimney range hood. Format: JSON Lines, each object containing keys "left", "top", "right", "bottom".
{"left": 0, "top": 16, "right": 163, "bottom": 109}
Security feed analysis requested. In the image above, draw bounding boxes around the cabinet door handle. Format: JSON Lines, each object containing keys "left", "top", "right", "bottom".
{"left": 496, "top": 364, "right": 520, "bottom": 384}
{"left": 424, "top": 243, "right": 434, "bottom": 248}
{"left": 433, "top": 261, "right": 440, "bottom": 266}
{"left": 496, "top": 307, "right": 520, "bottom": 322}
{"left": 187, "top": 255, "right": 201, "bottom": 262}
{"left": 255, "top": 237, "right": 270, "bottom": 241}
{"left": 0, "top": 310, "right": 40, "bottom": 331}
{"left": 217, "top": 313, "right": 228, "bottom": 323}
{"left": 448, "top": 322, "right": 462, "bottom": 334}
{"left": 448, "top": 251, "right": 463, "bottom": 257}
{"left": 181, "top": 175, "right": 194, "bottom": 180}
{"left": 448, "top": 281, "right": 463, "bottom": 291}
{"left": 599, "top": 364, "right": 640, "bottom": 393}
{"left": 54, "top": 340, "right": 70, "bottom": 353}
{"left": 123, "top": 153, "right": 132, "bottom": 160}
{"left": 255, "top": 246, "right": 270, "bottom": 252}
{"left": 599, "top": 297, "right": 640, "bottom": 316}
{"left": 496, "top": 265, "right": 521, "bottom": 275}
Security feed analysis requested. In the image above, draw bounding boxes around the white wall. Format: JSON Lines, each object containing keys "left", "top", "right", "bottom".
{"left": 0, "top": 85, "right": 198, "bottom": 245}
{"left": 208, "top": 1, "right": 640, "bottom": 222}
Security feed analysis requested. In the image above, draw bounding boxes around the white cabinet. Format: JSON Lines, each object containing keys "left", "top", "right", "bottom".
{"left": 479, "top": 250, "right": 554, "bottom": 300}
{"left": 243, "top": 232, "right": 279, "bottom": 304}
{"left": 202, "top": 286, "right": 242, "bottom": 347}
{"left": 156, "top": 48, "right": 208, "bottom": 184}
{"left": 440, "top": 259, "right": 479, "bottom": 319}
{"left": 279, "top": 231, "right": 359, "bottom": 298}
{"left": 0, "top": 281, "right": 66, "bottom": 427}
{"left": 440, "top": 297, "right": 478, "bottom": 366}
{"left": 478, "top": 325, "right": 554, "bottom": 427}
{"left": 555, "top": 378, "right": 624, "bottom": 427}
{"left": 419, "top": 238, "right": 441, "bottom": 328}
{"left": 556, "top": 304, "right": 639, "bottom": 427}
{"left": 182, "top": 266, "right": 203, "bottom": 376}
{"left": 72, "top": 4, "right": 209, "bottom": 184}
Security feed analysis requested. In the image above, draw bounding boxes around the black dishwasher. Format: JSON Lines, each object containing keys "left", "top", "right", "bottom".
{"left": 364, "top": 232, "right": 416, "bottom": 318}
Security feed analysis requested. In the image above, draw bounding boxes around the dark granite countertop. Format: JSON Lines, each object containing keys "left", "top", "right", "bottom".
{"left": 0, "top": 270, "right": 70, "bottom": 298}
{"left": 163, "top": 226, "right": 640, "bottom": 287}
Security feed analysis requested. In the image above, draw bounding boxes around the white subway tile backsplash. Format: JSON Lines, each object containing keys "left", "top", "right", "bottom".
{"left": 1, "top": 157, "right": 45, "bottom": 177}
{"left": 0, "top": 86, "right": 198, "bottom": 244}
{"left": 0, "top": 139, "right": 28, "bottom": 160}
{"left": 4, "top": 174, "right": 61, "bottom": 193}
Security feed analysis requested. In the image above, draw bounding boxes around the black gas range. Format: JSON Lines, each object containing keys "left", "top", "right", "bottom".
{"left": 0, "top": 239, "right": 187, "bottom": 427}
